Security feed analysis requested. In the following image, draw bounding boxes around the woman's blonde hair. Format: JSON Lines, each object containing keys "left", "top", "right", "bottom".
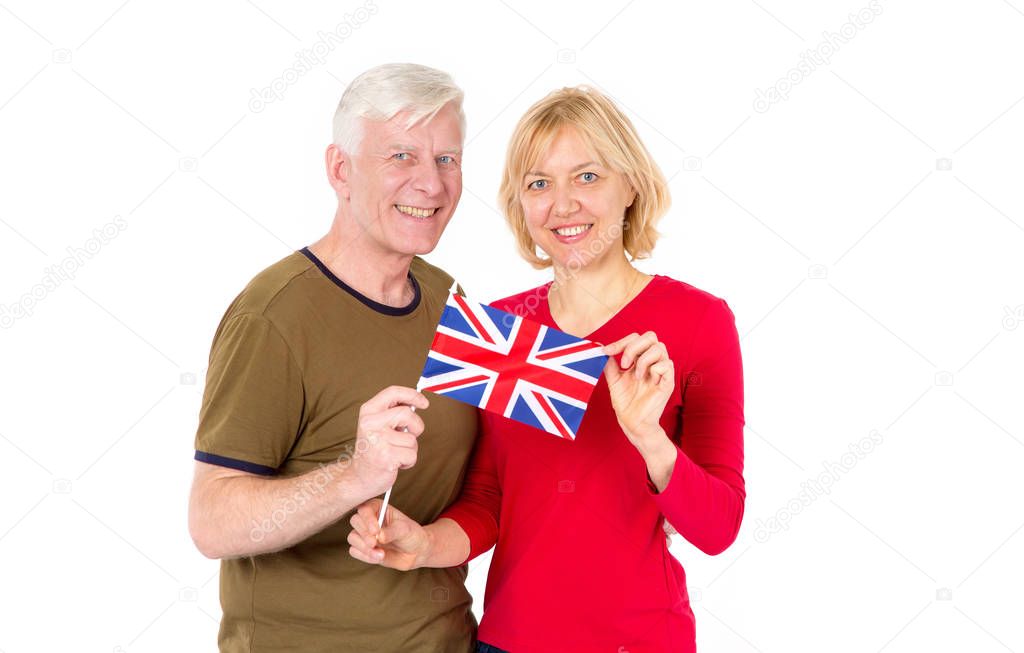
{"left": 498, "top": 85, "right": 670, "bottom": 269}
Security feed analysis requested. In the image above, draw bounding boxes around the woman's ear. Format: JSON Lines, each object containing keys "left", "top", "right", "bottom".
{"left": 626, "top": 186, "right": 638, "bottom": 208}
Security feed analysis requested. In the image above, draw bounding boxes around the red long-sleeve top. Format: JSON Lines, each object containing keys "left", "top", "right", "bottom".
{"left": 439, "top": 275, "right": 746, "bottom": 653}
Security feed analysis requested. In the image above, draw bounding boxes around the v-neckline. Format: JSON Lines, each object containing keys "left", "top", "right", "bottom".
{"left": 541, "top": 274, "right": 660, "bottom": 341}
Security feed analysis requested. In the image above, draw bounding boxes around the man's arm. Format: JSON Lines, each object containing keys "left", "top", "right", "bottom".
{"left": 189, "top": 385, "right": 429, "bottom": 559}
{"left": 189, "top": 461, "right": 366, "bottom": 559}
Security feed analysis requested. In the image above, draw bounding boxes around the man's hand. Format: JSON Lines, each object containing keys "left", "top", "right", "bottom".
{"left": 348, "top": 498, "right": 430, "bottom": 571}
{"left": 350, "top": 386, "right": 429, "bottom": 497}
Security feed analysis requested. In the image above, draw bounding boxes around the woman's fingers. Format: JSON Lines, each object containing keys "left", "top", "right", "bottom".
{"left": 348, "top": 544, "right": 383, "bottom": 565}
{"left": 618, "top": 331, "right": 659, "bottom": 369}
{"left": 602, "top": 332, "right": 640, "bottom": 358}
{"left": 347, "top": 530, "right": 383, "bottom": 563}
{"left": 649, "top": 359, "right": 674, "bottom": 386}
{"left": 359, "top": 500, "right": 383, "bottom": 533}
{"left": 633, "top": 341, "right": 668, "bottom": 379}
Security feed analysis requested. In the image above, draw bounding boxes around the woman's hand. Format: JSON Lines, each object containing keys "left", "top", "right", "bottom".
{"left": 347, "top": 498, "right": 430, "bottom": 571}
{"left": 602, "top": 331, "right": 679, "bottom": 490}
{"left": 602, "top": 331, "right": 675, "bottom": 447}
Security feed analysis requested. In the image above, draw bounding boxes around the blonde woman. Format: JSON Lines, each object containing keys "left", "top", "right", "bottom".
{"left": 349, "top": 86, "right": 746, "bottom": 653}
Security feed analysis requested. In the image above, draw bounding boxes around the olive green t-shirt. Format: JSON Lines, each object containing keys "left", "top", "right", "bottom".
{"left": 194, "top": 248, "right": 479, "bottom": 652}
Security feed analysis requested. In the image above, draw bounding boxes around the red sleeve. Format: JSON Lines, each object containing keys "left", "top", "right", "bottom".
{"left": 438, "top": 410, "right": 502, "bottom": 563}
{"left": 650, "top": 298, "right": 746, "bottom": 555}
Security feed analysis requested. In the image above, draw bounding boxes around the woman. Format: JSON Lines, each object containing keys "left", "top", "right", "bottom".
{"left": 348, "top": 86, "right": 746, "bottom": 652}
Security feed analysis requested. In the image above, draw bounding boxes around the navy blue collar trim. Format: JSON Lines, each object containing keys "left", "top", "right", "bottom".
{"left": 299, "top": 247, "right": 421, "bottom": 316}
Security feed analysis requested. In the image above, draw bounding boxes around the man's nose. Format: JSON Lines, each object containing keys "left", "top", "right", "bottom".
{"left": 411, "top": 159, "right": 444, "bottom": 197}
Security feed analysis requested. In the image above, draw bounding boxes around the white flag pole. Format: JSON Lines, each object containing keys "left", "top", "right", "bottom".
{"left": 377, "top": 280, "right": 457, "bottom": 530}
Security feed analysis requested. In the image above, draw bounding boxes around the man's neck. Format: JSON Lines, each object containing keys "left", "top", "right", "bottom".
{"left": 308, "top": 221, "right": 415, "bottom": 309}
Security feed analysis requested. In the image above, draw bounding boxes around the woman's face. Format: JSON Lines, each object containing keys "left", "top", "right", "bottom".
{"left": 520, "top": 126, "right": 636, "bottom": 271}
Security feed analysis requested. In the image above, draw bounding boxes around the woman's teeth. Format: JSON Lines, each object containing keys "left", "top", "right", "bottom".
{"left": 554, "top": 224, "right": 592, "bottom": 237}
{"left": 395, "top": 204, "right": 437, "bottom": 218}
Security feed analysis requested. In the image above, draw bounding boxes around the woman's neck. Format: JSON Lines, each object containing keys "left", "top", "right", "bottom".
{"left": 548, "top": 253, "right": 650, "bottom": 337}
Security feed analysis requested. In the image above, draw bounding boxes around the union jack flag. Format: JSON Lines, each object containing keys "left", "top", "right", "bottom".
{"left": 417, "top": 291, "right": 608, "bottom": 440}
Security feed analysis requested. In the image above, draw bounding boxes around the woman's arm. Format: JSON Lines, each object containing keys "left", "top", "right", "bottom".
{"left": 349, "top": 410, "right": 504, "bottom": 568}
{"left": 348, "top": 503, "right": 469, "bottom": 570}
{"left": 654, "top": 298, "right": 746, "bottom": 555}
{"left": 604, "top": 298, "right": 746, "bottom": 556}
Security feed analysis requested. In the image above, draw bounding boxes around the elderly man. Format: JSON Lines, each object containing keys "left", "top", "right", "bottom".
{"left": 188, "top": 63, "right": 478, "bottom": 652}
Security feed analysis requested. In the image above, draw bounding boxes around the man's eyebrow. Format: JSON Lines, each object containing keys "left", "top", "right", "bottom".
{"left": 387, "top": 144, "right": 462, "bottom": 155}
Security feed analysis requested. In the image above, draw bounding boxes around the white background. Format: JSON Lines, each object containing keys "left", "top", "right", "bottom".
{"left": 1, "top": 1, "right": 1022, "bottom": 651}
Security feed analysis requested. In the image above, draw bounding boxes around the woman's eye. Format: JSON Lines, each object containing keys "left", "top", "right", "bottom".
{"left": 528, "top": 179, "right": 547, "bottom": 190}
{"left": 579, "top": 172, "right": 598, "bottom": 183}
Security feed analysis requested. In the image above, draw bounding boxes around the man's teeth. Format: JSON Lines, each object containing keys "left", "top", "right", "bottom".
{"left": 554, "top": 224, "right": 592, "bottom": 237}
{"left": 395, "top": 204, "right": 437, "bottom": 218}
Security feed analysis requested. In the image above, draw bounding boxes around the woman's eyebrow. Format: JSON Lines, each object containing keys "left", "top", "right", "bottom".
{"left": 526, "top": 161, "right": 600, "bottom": 177}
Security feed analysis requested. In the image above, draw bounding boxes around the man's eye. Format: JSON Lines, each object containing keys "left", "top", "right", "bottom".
{"left": 527, "top": 179, "right": 547, "bottom": 190}
{"left": 438, "top": 155, "right": 455, "bottom": 165}
{"left": 579, "top": 172, "right": 598, "bottom": 183}
{"left": 393, "top": 152, "right": 411, "bottom": 161}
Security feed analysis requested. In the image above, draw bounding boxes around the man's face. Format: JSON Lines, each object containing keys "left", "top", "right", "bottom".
{"left": 343, "top": 103, "right": 463, "bottom": 257}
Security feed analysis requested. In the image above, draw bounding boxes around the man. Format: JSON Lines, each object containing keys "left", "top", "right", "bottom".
{"left": 188, "top": 63, "right": 478, "bottom": 652}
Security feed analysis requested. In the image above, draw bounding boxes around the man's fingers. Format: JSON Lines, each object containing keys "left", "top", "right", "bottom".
{"left": 363, "top": 385, "right": 429, "bottom": 415}
{"left": 394, "top": 447, "right": 419, "bottom": 470}
{"left": 381, "top": 406, "right": 425, "bottom": 435}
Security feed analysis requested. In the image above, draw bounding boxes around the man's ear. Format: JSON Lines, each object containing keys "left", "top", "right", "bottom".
{"left": 326, "top": 144, "right": 352, "bottom": 200}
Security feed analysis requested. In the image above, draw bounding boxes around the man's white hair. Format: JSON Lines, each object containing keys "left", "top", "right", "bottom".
{"left": 332, "top": 63, "right": 466, "bottom": 155}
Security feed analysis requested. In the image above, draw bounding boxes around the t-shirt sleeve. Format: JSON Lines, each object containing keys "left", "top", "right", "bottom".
{"left": 650, "top": 297, "right": 746, "bottom": 555}
{"left": 438, "top": 410, "right": 501, "bottom": 563}
{"left": 194, "top": 312, "right": 304, "bottom": 476}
